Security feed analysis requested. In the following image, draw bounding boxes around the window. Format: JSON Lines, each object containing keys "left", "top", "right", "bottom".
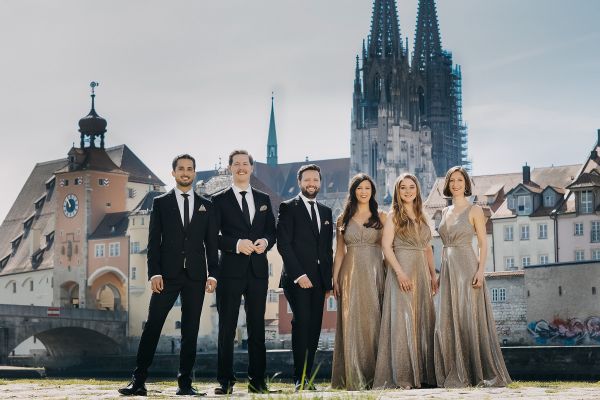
{"left": 543, "top": 193, "right": 555, "bottom": 208}
{"left": 517, "top": 195, "right": 532, "bottom": 215}
{"left": 327, "top": 295, "right": 337, "bottom": 312}
{"left": 109, "top": 242, "right": 120, "bottom": 257}
{"left": 592, "top": 221, "right": 600, "bottom": 243}
{"left": 593, "top": 287, "right": 597, "bottom": 295}
{"left": 538, "top": 224, "right": 548, "bottom": 239}
{"left": 130, "top": 241, "right": 140, "bottom": 254}
{"left": 522, "top": 256, "right": 531, "bottom": 267}
{"left": 593, "top": 249, "right": 600, "bottom": 260}
{"left": 128, "top": 188, "right": 136, "bottom": 198}
{"left": 175, "top": 321, "right": 181, "bottom": 329}
{"left": 520, "top": 225, "right": 530, "bottom": 240}
{"left": 95, "top": 244, "right": 105, "bottom": 258}
{"left": 575, "top": 223, "right": 584, "bottom": 236}
{"left": 539, "top": 254, "right": 549, "bottom": 265}
{"left": 141, "top": 217, "right": 145, "bottom": 226}
{"left": 268, "top": 263, "right": 273, "bottom": 277}
{"left": 491, "top": 288, "right": 506, "bottom": 303}
{"left": 508, "top": 196, "right": 515, "bottom": 210}
{"left": 575, "top": 250, "right": 585, "bottom": 261}
{"left": 131, "top": 267, "right": 137, "bottom": 280}
{"left": 98, "top": 178, "right": 109, "bottom": 186}
{"left": 504, "top": 257, "right": 515, "bottom": 269}
{"left": 267, "top": 289, "right": 278, "bottom": 303}
{"left": 12, "top": 282, "right": 16, "bottom": 293}
{"left": 131, "top": 218, "right": 135, "bottom": 226}
{"left": 504, "top": 226, "right": 513, "bottom": 241}
{"left": 30, "top": 280, "right": 34, "bottom": 291}
{"left": 580, "top": 190, "right": 593, "bottom": 214}
{"left": 559, "top": 286, "right": 563, "bottom": 296}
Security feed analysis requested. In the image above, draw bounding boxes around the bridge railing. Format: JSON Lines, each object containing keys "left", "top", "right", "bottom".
{"left": 0, "top": 304, "right": 127, "bottom": 321}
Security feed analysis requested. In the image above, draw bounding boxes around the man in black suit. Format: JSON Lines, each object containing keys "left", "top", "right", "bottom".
{"left": 119, "top": 154, "right": 218, "bottom": 396}
{"left": 211, "top": 150, "right": 276, "bottom": 394}
{"left": 277, "top": 164, "right": 333, "bottom": 391}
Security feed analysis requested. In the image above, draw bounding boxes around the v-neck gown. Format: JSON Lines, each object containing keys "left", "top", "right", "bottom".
{"left": 373, "top": 222, "right": 436, "bottom": 389}
{"left": 434, "top": 205, "right": 511, "bottom": 387}
{"left": 331, "top": 219, "right": 385, "bottom": 390}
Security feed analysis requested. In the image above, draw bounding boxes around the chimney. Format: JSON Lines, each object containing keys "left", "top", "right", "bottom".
{"left": 597, "top": 129, "right": 600, "bottom": 146}
{"left": 523, "top": 164, "right": 531, "bottom": 185}
{"left": 29, "top": 229, "right": 41, "bottom": 256}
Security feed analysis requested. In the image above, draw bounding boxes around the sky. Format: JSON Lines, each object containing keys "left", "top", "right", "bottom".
{"left": 1, "top": 0, "right": 599, "bottom": 221}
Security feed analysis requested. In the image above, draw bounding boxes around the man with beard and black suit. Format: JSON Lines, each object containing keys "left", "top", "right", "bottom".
{"left": 277, "top": 164, "right": 333, "bottom": 391}
{"left": 118, "top": 154, "right": 218, "bottom": 396}
{"left": 211, "top": 150, "right": 277, "bottom": 395}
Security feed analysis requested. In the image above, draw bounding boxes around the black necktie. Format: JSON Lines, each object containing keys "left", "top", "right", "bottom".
{"left": 181, "top": 193, "right": 190, "bottom": 230}
{"left": 240, "top": 191, "right": 251, "bottom": 226}
{"left": 308, "top": 201, "right": 319, "bottom": 235}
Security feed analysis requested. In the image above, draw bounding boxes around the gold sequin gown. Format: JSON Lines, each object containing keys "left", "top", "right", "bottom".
{"left": 434, "top": 205, "right": 511, "bottom": 387}
{"left": 373, "top": 222, "right": 436, "bottom": 389}
{"left": 331, "top": 219, "right": 385, "bottom": 390}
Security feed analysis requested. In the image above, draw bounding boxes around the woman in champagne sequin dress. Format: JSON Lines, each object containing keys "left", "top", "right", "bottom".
{"left": 373, "top": 173, "right": 438, "bottom": 389}
{"left": 331, "top": 174, "right": 385, "bottom": 390}
{"left": 434, "top": 166, "right": 511, "bottom": 387}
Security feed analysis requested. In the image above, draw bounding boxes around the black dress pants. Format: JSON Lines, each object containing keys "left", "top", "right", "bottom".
{"left": 134, "top": 271, "right": 205, "bottom": 388}
{"left": 216, "top": 268, "right": 268, "bottom": 388}
{"left": 283, "top": 284, "right": 325, "bottom": 383}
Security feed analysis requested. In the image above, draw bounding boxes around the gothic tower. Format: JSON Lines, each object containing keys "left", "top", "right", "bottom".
{"left": 351, "top": 0, "right": 437, "bottom": 203}
{"left": 267, "top": 94, "right": 278, "bottom": 166}
{"left": 411, "top": 0, "right": 468, "bottom": 175}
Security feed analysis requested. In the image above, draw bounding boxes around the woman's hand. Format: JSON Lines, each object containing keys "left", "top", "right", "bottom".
{"left": 395, "top": 270, "right": 413, "bottom": 292}
{"left": 472, "top": 269, "right": 484, "bottom": 289}
{"left": 430, "top": 274, "right": 439, "bottom": 295}
{"left": 333, "top": 276, "right": 341, "bottom": 298}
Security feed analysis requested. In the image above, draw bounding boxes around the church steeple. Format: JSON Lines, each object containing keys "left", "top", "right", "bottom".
{"left": 266, "top": 94, "right": 278, "bottom": 166}
{"left": 412, "top": 0, "right": 442, "bottom": 72}
{"left": 368, "top": 0, "right": 403, "bottom": 59}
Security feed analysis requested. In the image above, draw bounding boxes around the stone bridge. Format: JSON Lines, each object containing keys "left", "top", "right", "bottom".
{"left": 0, "top": 304, "right": 126, "bottom": 366}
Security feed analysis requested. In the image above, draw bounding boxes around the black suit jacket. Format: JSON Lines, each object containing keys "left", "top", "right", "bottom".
{"left": 147, "top": 190, "right": 219, "bottom": 281}
{"left": 212, "top": 187, "right": 276, "bottom": 279}
{"left": 277, "top": 196, "right": 334, "bottom": 290}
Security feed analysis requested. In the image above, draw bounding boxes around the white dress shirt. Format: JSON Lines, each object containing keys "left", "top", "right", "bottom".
{"left": 294, "top": 193, "right": 321, "bottom": 284}
{"left": 231, "top": 184, "right": 268, "bottom": 253}
{"left": 151, "top": 187, "right": 216, "bottom": 282}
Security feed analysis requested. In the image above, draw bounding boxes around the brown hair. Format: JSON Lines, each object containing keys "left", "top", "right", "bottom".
{"left": 172, "top": 154, "right": 196, "bottom": 170}
{"left": 442, "top": 166, "right": 472, "bottom": 197}
{"left": 392, "top": 173, "right": 429, "bottom": 239}
{"left": 228, "top": 149, "right": 254, "bottom": 166}
{"left": 297, "top": 164, "right": 322, "bottom": 181}
{"left": 339, "top": 173, "right": 382, "bottom": 233}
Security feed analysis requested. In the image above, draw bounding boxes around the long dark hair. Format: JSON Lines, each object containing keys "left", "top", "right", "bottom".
{"left": 339, "top": 173, "right": 382, "bottom": 233}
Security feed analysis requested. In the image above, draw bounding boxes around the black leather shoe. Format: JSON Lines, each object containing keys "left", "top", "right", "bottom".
{"left": 118, "top": 379, "right": 147, "bottom": 396}
{"left": 176, "top": 386, "right": 206, "bottom": 396}
{"left": 214, "top": 385, "right": 233, "bottom": 395}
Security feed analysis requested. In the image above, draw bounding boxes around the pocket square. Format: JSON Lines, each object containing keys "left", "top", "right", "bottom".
{"left": 324, "top": 220, "right": 330, "bottom": 225}
{"left": 198, "top": 204, "right": 207, "bottom": 212}
{"left": 259, "top": 205, "right": 268, "bottom": 212}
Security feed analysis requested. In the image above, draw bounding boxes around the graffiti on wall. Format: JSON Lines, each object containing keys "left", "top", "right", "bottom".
{"left": 528, "top": 317, "right": 600, "bottom": 345}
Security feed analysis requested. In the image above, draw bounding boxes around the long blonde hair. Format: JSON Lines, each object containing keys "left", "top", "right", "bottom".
{"left": 392, "top": 173, "right": 428, "bottom": 238}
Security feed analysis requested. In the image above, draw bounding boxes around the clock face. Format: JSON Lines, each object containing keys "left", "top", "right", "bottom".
{"left": 63, "top": 194, "right": 79, "bottom": 218}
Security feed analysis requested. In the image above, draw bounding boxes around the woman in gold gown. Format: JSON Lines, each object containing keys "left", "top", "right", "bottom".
{"left": 373, "top": 173, "right": 438, "bottom": 389}
{"left": 434, "top": 166, "right": 511, "bottom": 387}
{"left": 331, "top": 174, "right": 385, "bottom": 390}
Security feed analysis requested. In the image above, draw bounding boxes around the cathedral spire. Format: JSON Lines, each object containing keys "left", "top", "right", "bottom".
{"left": 412, "top": 0, "right": 443, "bottom": 72}
{"left": 368, "top": 0, "right": 403, "bottom": 58}
{"left": 266, "top": 93, "right": 278, "bottom": 166}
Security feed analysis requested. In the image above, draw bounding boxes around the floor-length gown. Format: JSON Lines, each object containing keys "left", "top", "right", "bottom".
{"left": 373, "top": 222, "right": 436, "bottom": 389}
{"left": 331, "top": 219, "right": 385, "bottom": 390}
{"left": 434, "top": 205, "right": 511, "bottom": 387}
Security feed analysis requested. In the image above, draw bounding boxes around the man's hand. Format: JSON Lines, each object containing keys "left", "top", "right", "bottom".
{"left": 151, "top": 276, "right": 164, "bottom": 293}
{"left": 253, "top": 239, "right": 268, "bottom": 254}
{"left": 297, "top": 275, "right": 313, "bottom": 289}
{"left": 205, "top": 279, "right": 217, "bottom": 293}
{"left": 238, "top": 239, "right": 255, "bottom": 255}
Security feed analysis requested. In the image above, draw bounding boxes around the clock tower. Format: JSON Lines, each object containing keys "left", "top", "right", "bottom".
{"left": 53, "top": 83, "right": 129, "bottom": 309}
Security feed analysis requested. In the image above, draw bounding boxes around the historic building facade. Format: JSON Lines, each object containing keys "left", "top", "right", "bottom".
{"left": 351, "top": 0, "right": 468, "bottom": 201}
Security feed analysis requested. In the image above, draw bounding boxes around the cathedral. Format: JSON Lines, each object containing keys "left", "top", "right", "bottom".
{"left": 351, "top": 0, "right": 468, "bottom": 202}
